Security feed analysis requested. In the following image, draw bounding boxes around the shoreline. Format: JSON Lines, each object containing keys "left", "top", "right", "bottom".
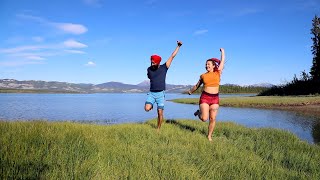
{"left": 170, "top": 96, "right": 320, "bottom": 119}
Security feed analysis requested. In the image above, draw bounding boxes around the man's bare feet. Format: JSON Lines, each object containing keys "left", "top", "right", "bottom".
{"left": 208, "top": 136, "right": 212, "bottom": 141}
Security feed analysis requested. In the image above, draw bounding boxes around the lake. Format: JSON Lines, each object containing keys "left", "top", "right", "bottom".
{"left": 0, "top": 93, "right": 319, "bottom": 144}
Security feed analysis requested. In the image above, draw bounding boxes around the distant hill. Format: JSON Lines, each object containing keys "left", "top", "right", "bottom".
{"left": 94, "top": 82, "right": 144, "bottom": 93}
{"left": 0, "top": 79, "right": 273, "bottom": 94}
{"left": 0, "top": 79, "right": 190, "bottom": 93}
{"left": 0, "top": 79, "right": 93, "bottom": 93}
{"left": 224, "top": 83, "right": 275, "bottom": 88}
{"left": 136, "top": 80, "right": 150, "bottom": 87}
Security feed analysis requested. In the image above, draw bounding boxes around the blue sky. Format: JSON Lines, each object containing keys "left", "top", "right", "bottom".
{"left": 0, "top": 0, "right": 319, "bottom": 86}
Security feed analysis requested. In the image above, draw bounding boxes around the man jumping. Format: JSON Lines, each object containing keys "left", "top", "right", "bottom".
{"left": 144, "top": 40, "right": 183, "bottom": 131}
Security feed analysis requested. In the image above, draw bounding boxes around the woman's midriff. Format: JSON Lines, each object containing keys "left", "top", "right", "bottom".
{"left": 203, "top": 86, "right": 219, "bottom": 94}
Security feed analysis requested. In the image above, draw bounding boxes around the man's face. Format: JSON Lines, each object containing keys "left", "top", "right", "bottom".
{"left": 151, "top": 61, "right": 159, "bottom": 69}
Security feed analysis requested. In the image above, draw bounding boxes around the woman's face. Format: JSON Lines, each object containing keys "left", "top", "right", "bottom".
{"left": 206, "top": 61, "right": 215, "bottom": 72}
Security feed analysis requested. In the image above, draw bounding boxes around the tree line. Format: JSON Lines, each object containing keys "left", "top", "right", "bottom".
{"left": 259, "top": 15, "right": 320, "bottom": 96}
{"left": 185, "top": 85, "right": 268, "bottom": 94}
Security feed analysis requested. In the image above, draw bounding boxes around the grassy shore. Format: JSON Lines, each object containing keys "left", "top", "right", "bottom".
{"left": 1, "top": 120, "right": 320, "bottom": 179}
{"left": 171, "top": 96, "right": 320, "bottom": 118}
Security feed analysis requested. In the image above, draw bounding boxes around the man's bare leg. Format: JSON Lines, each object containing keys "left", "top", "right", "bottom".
{"left": 157, "top": 109, "right": 164, "bottom": 132}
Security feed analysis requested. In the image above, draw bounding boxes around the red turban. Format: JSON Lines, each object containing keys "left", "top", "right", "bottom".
{"left": 151, "top": 55, "right": 162, "bottom": 65}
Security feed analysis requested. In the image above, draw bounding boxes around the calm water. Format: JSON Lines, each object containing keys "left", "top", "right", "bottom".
{"left": 0, "top": 93, "right": 319, "bottom": 144}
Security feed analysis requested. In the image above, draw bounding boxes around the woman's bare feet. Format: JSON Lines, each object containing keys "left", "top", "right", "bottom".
{"left": 208, "top": 136, "right": 212, "bottom": 141}
{"left": 194, "top": 109, "right": 200, "bottom": 116}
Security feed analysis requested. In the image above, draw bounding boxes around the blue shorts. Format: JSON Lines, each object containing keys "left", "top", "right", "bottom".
{"left": 145, "top": 91, "right": 165, "bottom": 110}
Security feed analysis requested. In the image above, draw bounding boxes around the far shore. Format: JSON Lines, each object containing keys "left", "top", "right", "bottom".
{"left": 170, "top": 96, "right": 320, "bottom": 118}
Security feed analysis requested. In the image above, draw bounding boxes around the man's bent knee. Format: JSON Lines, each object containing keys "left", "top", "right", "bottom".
{"left": 145, "top": 103, "right": 153, "bottom": 112}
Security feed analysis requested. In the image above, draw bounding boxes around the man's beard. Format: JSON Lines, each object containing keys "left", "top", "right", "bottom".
{"left": 151, "top": 65, "right": 159, "bottom": 70}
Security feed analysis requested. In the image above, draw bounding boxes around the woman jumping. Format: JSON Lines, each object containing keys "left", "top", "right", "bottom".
{"left": 188, "top": 48, "right": 225, "bottom": 141}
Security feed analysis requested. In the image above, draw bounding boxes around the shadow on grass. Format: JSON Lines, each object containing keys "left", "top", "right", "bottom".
{"left": 145, "top": 119, "right": 208, "bottom": 137}
{"left": 165, "top": 119, "right": 209, "bottom": 137}
{"left": 165, "top": 119, "right": 197, "bottom": 132}
{"left": 3, "top": 161, "right": 49, "bottom": 179}
{"left": 147, "top": 122, "right": 157, "bottom": 129}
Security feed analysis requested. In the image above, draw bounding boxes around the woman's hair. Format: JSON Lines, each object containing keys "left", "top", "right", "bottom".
{"left": 206, "top": 58, "right": 220, "bottom": 71}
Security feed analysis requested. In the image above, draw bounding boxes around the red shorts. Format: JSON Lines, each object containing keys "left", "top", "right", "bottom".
{"left": 199, "top": 91, "right": 219, "bottom": 105}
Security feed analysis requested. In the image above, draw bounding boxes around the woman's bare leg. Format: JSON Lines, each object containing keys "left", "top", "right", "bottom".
{"left": 199, "top": 103, "right": 209, "bottom": 122}
{"left": 208, "top": 104, "right": 219, "bottom": 141}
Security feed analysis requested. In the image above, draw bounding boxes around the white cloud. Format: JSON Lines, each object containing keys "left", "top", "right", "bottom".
{"left": 11, "top": 52, "right": 59, "bottom": 58}
{"left": 17, "top": 13, "right": 88, "bottom": 35}
{"left": 85, "top": 61, "right": 96, "bottom": 66}
{"left": 3, "top": 52, "right": 48, "bottom": 62}
{"left": 2, "top": 14, "right": 89, "bottom": 67}
{"left": 193, "top": 29, "right": 208, "bottom": 36}
{"left": 63, "top": 39, "right": 88, "bottom": 48}
{"left": 4, "top": 36, "right": 44, "bottom": 44}
{"left": 64, "top": 50, "right": 86, "bottom": 54}
{"left": 0, "top": 40, "right": 87, "bottom": 55}
{"left": 0, "top": 39, "right": 87, "bottom": 62}
{"left": 32, "top": 36, "right": 44, "bottom": 42}
{"left": 0, "top": 45, "right": 47, "bottom": 54}
{"left": 54, "top": 23, "right": 88, "bottom": 35}
{"left": 0, "top": 40, "right": 87, "bottom": 67}
{"left": 0, "top": 60, "right": 44, "bottom": 67}
{"left": 16, "top": 14, "right": 46, "bottom": 23}
{"left": 25, "top": 55, "right": 45, "bottom": 60}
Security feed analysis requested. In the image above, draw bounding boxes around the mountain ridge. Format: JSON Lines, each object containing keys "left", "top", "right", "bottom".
{"left": 0, "top": 79, "right": 273, "bottom": 93}
{"left": 0, "top": 79, "right": 191, "bottom": 93}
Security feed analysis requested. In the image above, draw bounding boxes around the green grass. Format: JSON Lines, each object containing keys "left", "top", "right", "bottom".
{"left": 171, "top": 96, "right": 320, "bottom": 107}
{"left": 1, "top": 120, "right": 320, "bottom": 179}
{"left": 171, "top": 96, "right": 320, "bottom": 118}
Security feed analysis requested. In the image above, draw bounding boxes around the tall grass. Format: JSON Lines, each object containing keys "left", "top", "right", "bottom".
{"left": 1, "top": 120, "right": 320, "bottom": 179}
{"left": 171, "top": 96, "right": 320, "bottom": 107}
{"left": 171, "top": 96, "right": 320, "bottom": 118}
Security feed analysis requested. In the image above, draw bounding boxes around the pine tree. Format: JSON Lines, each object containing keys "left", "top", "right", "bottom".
{"left": 310, "top": 15, "right": 320, "bottom": 81}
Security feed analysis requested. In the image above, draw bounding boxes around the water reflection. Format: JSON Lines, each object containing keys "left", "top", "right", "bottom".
{"left": 0, "top": 93, "right": 318, "bottom": 144}
{"left": 312, "top": 122, "right": 320, "bottom": 144}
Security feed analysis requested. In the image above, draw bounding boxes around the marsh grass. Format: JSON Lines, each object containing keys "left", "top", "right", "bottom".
{"left": 171, "top": 96, "right": 320, "bottom": 118}
{"left": 1, "top": 120, "right": 320, "bottom": 179}
{"left": 171, "top": 96, "right": 320, "bottom": 107}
